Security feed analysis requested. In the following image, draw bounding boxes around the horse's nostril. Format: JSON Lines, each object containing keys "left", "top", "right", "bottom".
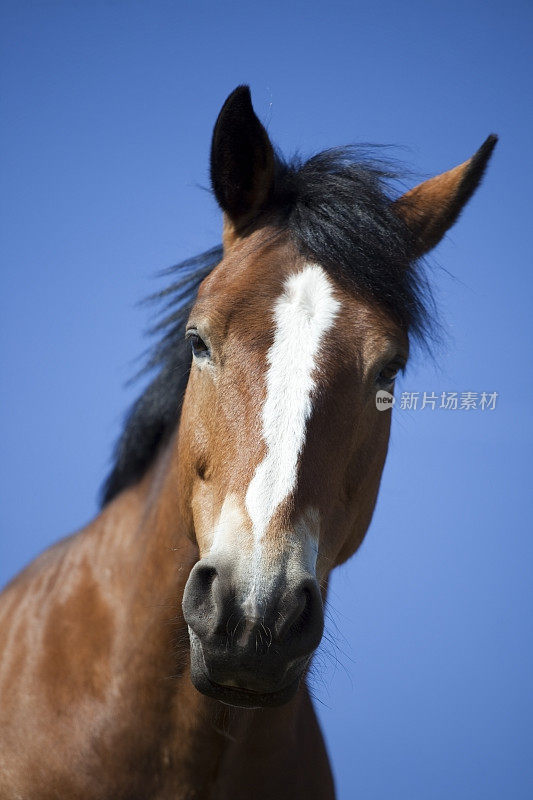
{"left": 195, "top": 564, "right": 217, "bottom": 594}
{"left": 276, "top": 590, "right": 306, "bottom": 640}
{"left": 275, "top": 578, "right": 324, "bottom": 652}
{"left": 182, "top": 561, "right": 220, "bottom": 639}
{"left": 184, "top": 560, "right": 324, "bottom": 663}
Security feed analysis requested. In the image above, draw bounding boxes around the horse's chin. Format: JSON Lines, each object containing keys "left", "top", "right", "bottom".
{"left": 188, "top": 633, "right": 305, "bottom": 708}
{"left": 191, "top": 669, "right": 302, "bottom": 709}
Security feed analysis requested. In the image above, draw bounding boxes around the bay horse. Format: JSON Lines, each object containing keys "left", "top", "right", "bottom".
{"left": 0, "top": 86, "right": 496, "bottom": 799}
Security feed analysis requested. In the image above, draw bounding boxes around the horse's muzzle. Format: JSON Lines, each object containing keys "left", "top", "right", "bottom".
{"left": 182, "top": 558, "right": 324, "bottom": 708}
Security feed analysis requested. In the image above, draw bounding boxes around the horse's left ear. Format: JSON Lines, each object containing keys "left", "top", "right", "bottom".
{"left": 210, "top": 85, "right": 275, "bottom": 245}
{"left": 392, "top": 134, "right": 498, "bottom": 258}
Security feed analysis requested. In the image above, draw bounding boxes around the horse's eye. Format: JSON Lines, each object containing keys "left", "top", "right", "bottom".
{"left": 186, "top": 331, "right": 210, "bottom": 360}
{"left": 376, "top": 361, "right": 403, "bottom": 387}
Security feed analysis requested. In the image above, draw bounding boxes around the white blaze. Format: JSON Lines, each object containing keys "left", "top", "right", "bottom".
{"left": 245, "top": 265, "right": 340, "bottom": 549}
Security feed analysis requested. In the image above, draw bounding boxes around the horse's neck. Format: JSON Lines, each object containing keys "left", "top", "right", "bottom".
{"left": 0, "top": 433, "right": 316, "bottom": 796}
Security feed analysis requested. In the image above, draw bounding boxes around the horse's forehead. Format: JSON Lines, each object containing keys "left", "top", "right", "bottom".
{"left": 202, "top": 232, "right": 293, "bottom": 285}
{"left": 194, "top": 235, "right": 404, "bottom": 369}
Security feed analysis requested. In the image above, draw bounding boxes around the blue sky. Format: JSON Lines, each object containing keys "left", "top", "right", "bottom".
{"left": 1, "top": 1, "right": 532, "bottom": 797}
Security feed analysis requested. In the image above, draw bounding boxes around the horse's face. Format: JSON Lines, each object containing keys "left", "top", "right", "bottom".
{"left": 181, "top": 87, "right": 496, "bottom": 707}
{"left": 180, "top": 229, "right": 406, "bottom": 707}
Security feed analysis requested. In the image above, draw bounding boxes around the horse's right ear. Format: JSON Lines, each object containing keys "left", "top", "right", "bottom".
{"left": 210, "top": 86, "right": 275, "bottom": 243}
{"left": 392, "top": 135, "right": 498, "bottom": 258}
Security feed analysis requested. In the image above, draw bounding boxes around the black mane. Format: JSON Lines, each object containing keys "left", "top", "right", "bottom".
{"left": 101, "top": 147, "right": 434, "bottom": 506}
